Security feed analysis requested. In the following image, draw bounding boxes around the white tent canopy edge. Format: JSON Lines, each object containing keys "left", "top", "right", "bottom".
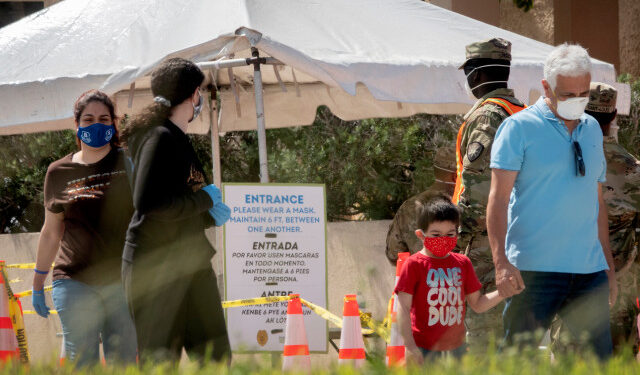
{"left": 0, "top": 0, "right": 630, "bottom": 137}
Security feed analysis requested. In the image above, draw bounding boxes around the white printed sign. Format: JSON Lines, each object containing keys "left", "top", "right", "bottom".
{"left": 223, "top": 183, "right": 327, "bottom": 352}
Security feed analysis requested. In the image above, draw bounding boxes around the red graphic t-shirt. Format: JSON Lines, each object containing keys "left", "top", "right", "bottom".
{"left": 394, "top": 251, "right": 482, "bottom": 351}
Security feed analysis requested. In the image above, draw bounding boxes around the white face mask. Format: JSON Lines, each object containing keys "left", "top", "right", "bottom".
{"left": 554, "top": 94, "right": 588, "bottom": 121}
{"left": 464, "top": 80, "right": 477, "bottom": 100}
{"left": 464, "top": 64, "right": 510, "bottom": 100}
{"left": 465, "top": 80, "right": 508, "bottom": 100}
{"left": 189, "top": 92, "right": 204, "bottom": 123}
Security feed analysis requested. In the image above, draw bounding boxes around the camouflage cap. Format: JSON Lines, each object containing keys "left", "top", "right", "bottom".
{"left": 586, "top": 82, "right": 617, "bottom": 113}
{"left": 458, "top": 38, "right": 512, "bottom": 69}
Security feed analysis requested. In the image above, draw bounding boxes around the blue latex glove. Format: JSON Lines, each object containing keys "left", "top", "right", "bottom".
{"left": 201, "top": 184, "right": 230, "bottom": 225}
{"left": 32, "top": 289, "right": 50, "bottom": 318}
{"left": 211, "top": 202, "right": 231, "bottom": 226}
{"left": 201, "top": 184, "right": 222, "bottom": 205}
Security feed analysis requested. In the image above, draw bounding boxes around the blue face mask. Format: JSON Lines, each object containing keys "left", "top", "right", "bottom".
{"left": 77, "top": 123, "right": 115, "bottom": 148}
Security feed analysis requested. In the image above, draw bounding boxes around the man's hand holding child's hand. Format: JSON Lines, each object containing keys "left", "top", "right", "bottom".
{"left": 495, "top": 259, "right": 525, "bottom": 298}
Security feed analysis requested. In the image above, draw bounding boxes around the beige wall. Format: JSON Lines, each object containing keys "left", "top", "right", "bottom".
{"left": 451, "top": 0, "right": 500, "bottom": 26}
{"left": 428, "top": 0, "right": 555, "bottom": 45}
{"left": 553, "top": 0, "right": 620, "bottom": 73}
{"left": 429, "top": 0, "right": 640, "bottom": 77}
{"left": 619, "top": 0, "right": 640, "bottom": 77}
{"left": 500, "top": 0, "right": 554, "bottom": 44}
{"left": 0, "top": 220, "right": 396, "bottom": 364}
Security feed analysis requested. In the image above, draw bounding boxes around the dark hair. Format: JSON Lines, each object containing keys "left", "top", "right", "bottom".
{"left": 416, "top": 195, "right": 461, "bottom": 231}
{"left": 464, "top": 58, "right": 511, "bottom": 83}
{"left": 120, "top": 58, "right": 204, "bottom": 143}
{"left": 585, "top": 109, "right": 617, "bottom": 131}
{"left": 73, "top": 90, "right": 119, "bottom": 149}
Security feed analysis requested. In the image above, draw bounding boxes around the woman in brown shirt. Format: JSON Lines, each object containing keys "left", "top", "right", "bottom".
{"left": 31, "top": 90, "right": 137, "bottom": 366}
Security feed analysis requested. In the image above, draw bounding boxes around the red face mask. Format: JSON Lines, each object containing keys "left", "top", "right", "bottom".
{"left": 423, "top": 236, "right": 457, "bottom": 257}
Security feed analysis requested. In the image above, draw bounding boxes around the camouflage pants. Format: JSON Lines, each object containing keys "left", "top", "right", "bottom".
{"left": 462, "top": 234, "right": 504, "bottom": 351}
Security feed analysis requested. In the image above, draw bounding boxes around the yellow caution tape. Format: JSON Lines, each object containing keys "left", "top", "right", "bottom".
{"left": 382, "top": 295, "right": 394, "bottom": 330}
{"left": 8, "top": 298, "right": 30, "bottom": 364}
{"left": 0, "top": 263, "right": 30, "bottom": 364}
{"left": 4, "top": 257, "right": 396, "bottom": 347}
{"left": 299, "top": 298, "right": 344, "bottom": 328}
{"left": 299, "top": 298, "right": 375, "bottom": 336}
{"left": 221, "top": 295, "right": 293, "bottom": 309}
{"left": 14, "top": 285, "right": 53, "bottom": 299}
{"left": 14, "top": 284, "right": 390, "bottom": 344}
{"left": 5, "top": 262, "right": 54, "bottom": 270}
{"left": 359, "top": 310, "right": 389, "bottom": 343}
{"left": 22, "top": 310, "right": 58, "bottom": 315}
{"left": 221, "top": 295, "right": 383, "bottom": 339}
{"left": 5, "top": 263, "right": 35, "bottom": 269}
{"left": 0, "top": 265, "right": 15, "bottom": 300}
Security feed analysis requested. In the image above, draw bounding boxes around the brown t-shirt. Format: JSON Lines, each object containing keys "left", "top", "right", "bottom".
{"left": 44, "top": 147, "right": 133, "bottom": 284}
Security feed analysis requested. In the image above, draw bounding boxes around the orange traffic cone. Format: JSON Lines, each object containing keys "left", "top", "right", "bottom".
{"left": 59, "top": 337, "right": 66, "bottom": 366}
{"left": 338, "top": 294, "right": 365, "bottom": 367}
{"left": 386, "top": 252, "right": 410, "bottom": 367}
{"left": 282, "top": 294, "right": 311, "bottom": 372}
{"left": 0, "top": 265, "right": 18, "bottom": 362}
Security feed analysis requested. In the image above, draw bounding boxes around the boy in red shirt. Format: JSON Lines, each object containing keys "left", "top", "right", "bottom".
{"left": 395, "top": 196, "right": 520, "bottom": 363}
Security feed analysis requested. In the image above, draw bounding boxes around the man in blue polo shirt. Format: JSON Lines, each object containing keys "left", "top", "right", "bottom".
{"left": 486, "top": 44, "right": 617, "bottom": 359}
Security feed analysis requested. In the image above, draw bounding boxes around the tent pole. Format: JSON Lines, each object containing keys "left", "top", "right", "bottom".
{"left": 251, "top": 47, "right": 270, "bottom": 183}
{"left": 208, "top": 85, "right": 225, "bottom": 292}
{"left": 209, "top": 85, "right": 222, "bottom": 187}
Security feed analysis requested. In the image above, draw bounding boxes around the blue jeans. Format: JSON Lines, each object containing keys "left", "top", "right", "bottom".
{"left": 502, "top": 270, "right": 612, "bottom": 359}
{"left": 52, "top": 279, "right": 137, "bottom": 366}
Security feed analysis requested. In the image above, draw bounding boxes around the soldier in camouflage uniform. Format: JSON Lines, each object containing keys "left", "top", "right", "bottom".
{"left": 453, "top": 38, "right": 526, "bottom": 349}
{"left": 552, "top": 83, "right": 640, "bottom": 353}
{"left": 385, "top": 146, "right": 457, "bottom": 263}
{"left": 386, "top": 39, "right": 526, "bottom": 349}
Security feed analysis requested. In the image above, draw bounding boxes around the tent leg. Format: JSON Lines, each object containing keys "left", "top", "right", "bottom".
{"left": 209, "top": 87, "right": 224, "bottom": 292}
{"left": 251, "top": 48, "right": 270, "bottom": 183}
{"left": 209, "top": 87, "right": 222, "bottom": 187}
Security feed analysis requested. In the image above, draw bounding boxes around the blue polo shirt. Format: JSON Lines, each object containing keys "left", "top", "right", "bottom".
{"left": 490, "top": 97, "right": 608, "bottom": 274}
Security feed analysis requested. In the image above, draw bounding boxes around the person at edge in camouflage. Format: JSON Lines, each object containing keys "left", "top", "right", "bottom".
{"left": 551, "top": 82, "right": 640, "bottom": 354}
{"left": 385, "top": 146, "right": 457, "bottom": 263}
{"left": 451, "top": 38, "right": 527, "bottom": 350}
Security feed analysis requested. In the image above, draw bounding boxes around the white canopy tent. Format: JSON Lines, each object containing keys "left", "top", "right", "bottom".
{"left": 0, "top": 0, "right": 630, "bottom": 182}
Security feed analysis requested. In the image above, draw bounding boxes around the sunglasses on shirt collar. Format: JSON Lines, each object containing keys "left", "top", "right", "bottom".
{"left": 573, "top": 141, "right": 586, "bottom": 177}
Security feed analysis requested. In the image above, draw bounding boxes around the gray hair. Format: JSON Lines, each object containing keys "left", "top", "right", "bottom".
{"left": 544, "top": 43, "right": 592, "bottom": 90}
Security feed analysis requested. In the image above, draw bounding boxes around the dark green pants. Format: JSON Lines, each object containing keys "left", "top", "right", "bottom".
{"left": 122, "top": 247, "right": 230, "bottom": 363}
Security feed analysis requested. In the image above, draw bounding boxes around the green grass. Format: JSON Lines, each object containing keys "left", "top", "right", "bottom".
{"left": 2, "top": 349, "right": 640, "bottom": 375}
